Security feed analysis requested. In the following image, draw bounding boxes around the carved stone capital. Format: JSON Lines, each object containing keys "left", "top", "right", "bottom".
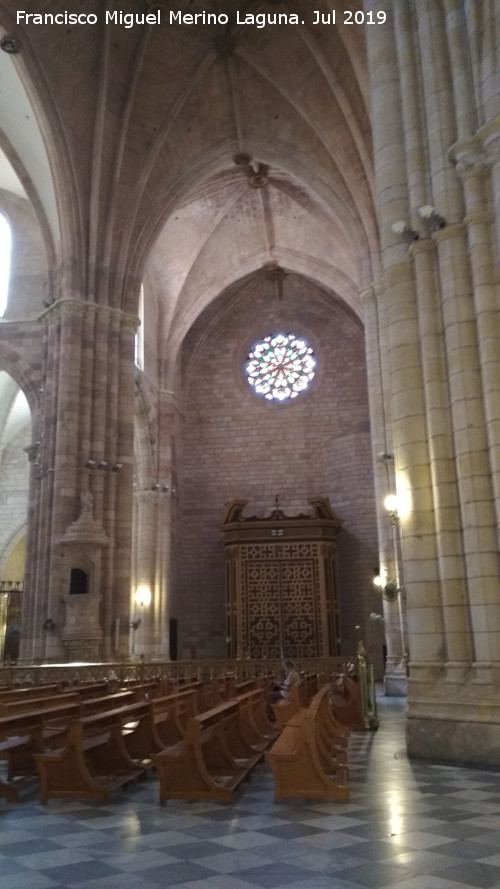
{"left": 449, "top": 137, "right": 489, "bottom": 179}
{"left": 431, "top": 222, "right": 466, "bottom": 244}
{"left": 478, "top": 117, "right": 500, "bottom": 165}
{"left": 409, "top": 238, "right": 435, "bottom": 257}
{"left": 42, "top": 298, "right": 139, "bottom": 332}
{"left": 134, "top": 489, "right": 167, "bottom": 504}
{"left": 358, "top": 282, "right": 382, "bottom": 305}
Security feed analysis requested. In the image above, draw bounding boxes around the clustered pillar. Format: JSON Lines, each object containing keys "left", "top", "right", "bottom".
{"left": 365, "top": 0, "right": 500, "bottom": 763}
{"left": 21, "top": 299, "right": 138, "bottom": 663}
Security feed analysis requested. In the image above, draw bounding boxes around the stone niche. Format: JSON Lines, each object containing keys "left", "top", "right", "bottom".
{"left": 59, "top": 492, "right": 108, "bottom": 661}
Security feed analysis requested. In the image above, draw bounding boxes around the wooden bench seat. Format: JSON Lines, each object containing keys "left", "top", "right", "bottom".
{"left": 119, "top": 694, "right": 193, "bottom": 761}
{"left": 0, "top": 684, "right": 61, "bottom": 703}
{"left": 0, "top": 734, "right": 33, "bottom": 801}
{"left": 0, "top": 692, "right": 80, "bottom": 717}
{"left": 152, "top": 700, "right": 260, "bottom": 804}
{"left": 0, "top": 701, "right": 84, "bottom": 802}
{"left": 232, "top": 688, "right": 279, "bottom": 750}
{"left": 225, "top": 676, "right": 256, "bottom": 700}
{"left": 271, "top": 681, "right": 304, "bottom": 727}
{"left": 152, "top": 688, "right": 199, "bottom": 746}
{"left": 34, "top": 707, "right": 147, "bottom": 802}
{"left": 330, "top": 674, "right": 367, "bottom": 729}
{"left": 0, "top": 691, "right": 143, "bottom": 802}
{"left": 266, "top": 685, "right": 350, "bottom": 803}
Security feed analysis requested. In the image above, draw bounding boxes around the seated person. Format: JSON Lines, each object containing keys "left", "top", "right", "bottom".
{"left": 266, "top": 659, "right": 301, "bottom": 718}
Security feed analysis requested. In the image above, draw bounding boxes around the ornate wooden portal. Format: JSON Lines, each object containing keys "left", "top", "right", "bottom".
{"left": 221, "top": 497, "right": 343, "bottom": 660}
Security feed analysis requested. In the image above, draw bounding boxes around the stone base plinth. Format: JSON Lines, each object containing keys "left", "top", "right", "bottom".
{"left": 406, "top": 714, "right": 500, "bottom": 767}
{"left": 384, "top": 669, "right": 407, "bottom": 697}
{"left": 62, "top": 635, "right": 102, "bottom": 662}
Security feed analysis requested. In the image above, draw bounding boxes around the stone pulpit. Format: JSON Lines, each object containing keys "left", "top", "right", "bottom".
{"left": 59, "top": 492, "right": 109, "bottom": 661}
{"left": 221, "top": 497, "right": 343, "bottom": 660}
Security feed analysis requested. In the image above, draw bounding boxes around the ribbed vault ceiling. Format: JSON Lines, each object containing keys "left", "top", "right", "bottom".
{"left": 0, "top": 0, "right": 377, "bottom": 379}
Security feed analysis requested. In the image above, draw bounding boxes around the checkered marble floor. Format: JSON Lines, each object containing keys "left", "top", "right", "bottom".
{"left": 2, "top": 694, "right": 500, "bottom": 889}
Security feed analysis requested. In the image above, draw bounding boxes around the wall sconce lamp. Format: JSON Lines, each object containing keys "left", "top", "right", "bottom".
{"left": 384, "top": 494, "right": 400, "bottom": 524}
{"left": 130, "top": 586, "right": 151, "bottom": 634}
{"left": 418, "top": 204, "right": 447, "bottom": 231}
{"left": 0, "top": 36, "right": 23, "bottom": 54}
{"left": 377, "top": 452, "right": 394, "bottom": 464}
{"left": 135, "top": 586, "right": 152, "bottom": 609}
{"left": 391, "top": 220, "right": 420, "bottom": 242}
{"left": 43, "top": 618, "right": 55, "bottom": 631}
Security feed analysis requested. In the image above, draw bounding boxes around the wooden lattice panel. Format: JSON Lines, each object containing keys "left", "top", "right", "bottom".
{"left": 240, "top": 543, "right": 322, "bottom": 659}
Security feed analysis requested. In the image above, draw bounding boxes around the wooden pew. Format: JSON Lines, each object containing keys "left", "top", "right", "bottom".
{"left": 0, "top": 692, "right": 80, "bottom": 717}
{"left": 265, "top": 686, "right": 350, "bottom": 803}
{"left": 232, "top": 688, "right": 279, "bottom": 749}
{"left": 123, "top": 687, "right": 270, "bottom": 765}
{"left": 0, "top": 691, "right": 138, "bottom": 801}
{"left": 69, "top": 681, "right": 115, "bottom": 698}
{"left": 0, "top": 684, "right": 61, "bottom": 703}
{"left": 34, "top": 706, "right": 146, "bottom": 802}
{"left": 0, "top": 701, "right": 83, "bottom": 801}
{"left": 226, "top": 677, "right": 258, "bottom": 700}
{"left": 120, "top": 690, "right": 200, "bottom": 761}
{"left": 330, "top": 674, "right": 366, "bottom": 729}
{"left": 152, "top": 700, "right": 259, "bottom": 804}
{"left": 153, "top": 688, "right": 199, "bottom": 745}
{"left": 271, "top": 681, "right": 303, "bottom": 727}
{"left": 300, "top": 672, "right": 320, "bottom": 706}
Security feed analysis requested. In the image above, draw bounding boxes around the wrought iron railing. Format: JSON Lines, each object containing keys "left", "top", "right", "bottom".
{"left": 0, "top": 651, "right": 378, "bottom": 728}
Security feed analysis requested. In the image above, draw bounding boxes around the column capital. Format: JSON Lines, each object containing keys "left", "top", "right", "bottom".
{"left": 477, "top": 117, "right": 500, "bottom": 160}
{"left": 40, "top": 298, "right": 140, "bottom": 331}
{"left": 431, "top": 222, "right": 466, "bottom": 244}
{"left": 409, "top": 238, "right": 435, "bottom": 257}
{"left": 449, "top": 137, "right": 489, "bottom": 179}
{"left": 134, "top": 488, "right": 169, "bottom": 504}
{"left": 358, "top": 281, "right": 382, "bottom": 305}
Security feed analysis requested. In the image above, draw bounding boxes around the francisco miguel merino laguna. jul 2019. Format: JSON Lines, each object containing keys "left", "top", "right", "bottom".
{"left": 15, "top": 8, "right": 387, "bottom": 29}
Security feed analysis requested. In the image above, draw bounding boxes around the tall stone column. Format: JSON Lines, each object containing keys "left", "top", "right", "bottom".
{"left": 415, "top": 0, "right": 499, "bottom": 678}
{"left": 393, "top": 0, "right": 465, "bottom": 688}
{"left": 364, "top": 0, "right": 445, "bottom": 691}
{"left": 20, "top": 299, "right": 138, "bottom": 663}
{"left": 130, "top": 386, "right": 179, "bottom": 660}
{"left": 393, "top": 0, "right": 471, "bottom": 682}
{"left": 360, "top": 283, "right": 406, "bottom": 694}
{"left": 132, "top": 489, "right": 170, "bottom": 659}
{"left": 410, "top": 239, "right": 472, "bottom": 680}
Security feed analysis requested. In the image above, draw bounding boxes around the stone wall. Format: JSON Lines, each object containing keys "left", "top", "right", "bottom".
{"left": 174, "top": 273, "right": 384, "bottom": 669}
{"left": 0, "top": 425, "right": 30, "bottom": 575}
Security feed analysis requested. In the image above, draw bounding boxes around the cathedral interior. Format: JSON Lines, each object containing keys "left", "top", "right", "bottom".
{"left": 0, "top": 0, "right": 499, "bottom": 771}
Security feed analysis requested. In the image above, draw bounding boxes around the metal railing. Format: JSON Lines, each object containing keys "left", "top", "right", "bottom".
{"left": 0, "top": 650, "right": 378, "bottom": 728}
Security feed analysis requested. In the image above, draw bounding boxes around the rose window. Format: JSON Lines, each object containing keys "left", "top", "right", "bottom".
{"left": 245, "top": 333, "right": 316, "bottom": 402}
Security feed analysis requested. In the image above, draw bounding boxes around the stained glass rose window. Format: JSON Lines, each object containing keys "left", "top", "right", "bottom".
{"left": 245, "top": 333, "right": 316, "bottom": 402}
